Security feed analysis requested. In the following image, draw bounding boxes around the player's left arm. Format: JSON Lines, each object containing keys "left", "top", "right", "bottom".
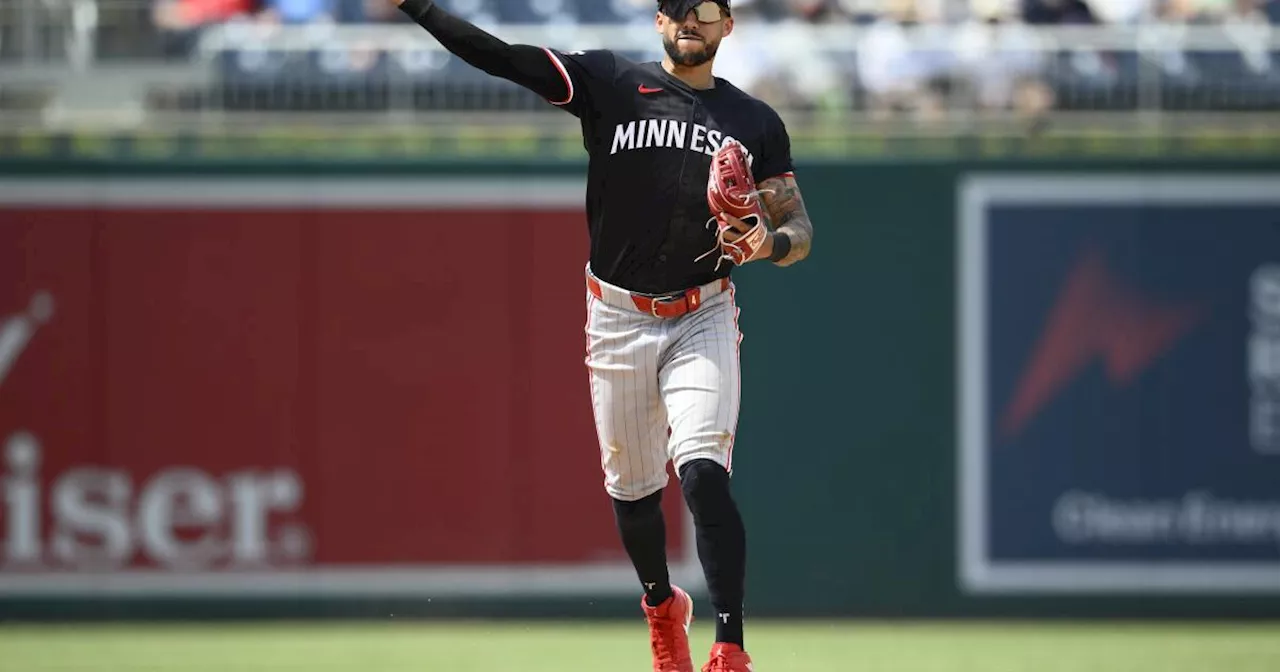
{"left": 751, "top": 104, "right": 811, "bottom": 267}
{"left": 756, "top": 173, "right": 812, "bottom": 267}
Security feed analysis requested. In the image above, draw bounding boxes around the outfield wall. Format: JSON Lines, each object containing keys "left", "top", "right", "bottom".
{"left": 2, "top": 157, "right": 1279, "bottom": 619}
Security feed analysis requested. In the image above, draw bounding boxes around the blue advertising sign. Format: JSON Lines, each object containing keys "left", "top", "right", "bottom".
{"left": 958, "top": 174, "right": 1280, "bottom": 594}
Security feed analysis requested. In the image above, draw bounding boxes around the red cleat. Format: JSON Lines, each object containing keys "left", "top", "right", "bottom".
{"left": 702, "top": 642, "right": 754, "bottom": 672}
{"left": 641, "top": 585, "right": 695, "bottom": 672}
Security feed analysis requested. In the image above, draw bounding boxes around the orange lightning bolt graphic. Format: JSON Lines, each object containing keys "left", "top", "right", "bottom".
{"left": 999, "top": 246, "right": 1208, "bottom": 440}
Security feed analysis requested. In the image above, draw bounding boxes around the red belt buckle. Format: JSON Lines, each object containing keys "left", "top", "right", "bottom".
{"left": 647, "top": 299, "right": 668, "bottom": 317}
{"left": 647, "top": 288, "right": 700, "bottom": 318}
{"left": 645, "top": 294, "right": 680, "bottom": 318}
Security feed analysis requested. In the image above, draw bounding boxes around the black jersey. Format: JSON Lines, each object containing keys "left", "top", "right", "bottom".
{"left": 395, "top": 0, "right": 795, "bottom": 295}
{"left": 545, "top": 50, "right": 795, "bottom": 295}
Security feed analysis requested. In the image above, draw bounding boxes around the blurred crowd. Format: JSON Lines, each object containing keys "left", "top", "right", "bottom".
{"left": 5, "top": 0, "right": 1280, "bottom": 121}
{"left": 152, "top": 0, "right": 395, "bottom": 32}
{"left": 136, "top": 0, "right": 1280, "bottom": 122}
{"left": 143, "top": 0, "right": 1280, "bottom": 29}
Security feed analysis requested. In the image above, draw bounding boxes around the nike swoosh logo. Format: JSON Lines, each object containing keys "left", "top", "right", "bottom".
{"left": 999, "top": 245, "right": 1207, "bottom": 439}
{"left": 638, "top": 84, "right": 663, "bottom": 94}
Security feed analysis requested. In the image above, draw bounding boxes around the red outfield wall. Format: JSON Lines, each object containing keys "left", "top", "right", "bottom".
{"left": 0, "top": 178, "right": 694, "bottom": 597}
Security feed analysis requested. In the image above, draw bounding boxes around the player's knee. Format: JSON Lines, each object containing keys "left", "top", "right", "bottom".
{"left": 678, "top": 456, "right": 729, "bottom": 485}
{"left": 678, "top": 458, "right": 733, "bottom": 513}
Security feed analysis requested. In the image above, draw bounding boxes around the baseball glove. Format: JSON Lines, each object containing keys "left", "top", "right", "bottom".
{"left": 699, "top": 139, "right": 770, "bottom": 269}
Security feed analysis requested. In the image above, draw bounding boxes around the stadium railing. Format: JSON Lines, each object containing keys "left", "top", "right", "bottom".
{"left": 3, "top": 17, "right": 1280, "bottom": 146}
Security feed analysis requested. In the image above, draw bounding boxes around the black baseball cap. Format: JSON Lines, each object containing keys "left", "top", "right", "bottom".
{"left": 658, "top": 0, "right": 731, "bottom": 20}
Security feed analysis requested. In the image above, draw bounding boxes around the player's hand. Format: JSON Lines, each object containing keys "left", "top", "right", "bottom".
{"left": 717, "top": 212, "right": 773, "bottom": 262}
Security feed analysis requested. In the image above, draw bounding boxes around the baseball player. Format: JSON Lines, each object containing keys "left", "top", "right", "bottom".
{"left": 392, "top": 1, "right": 814, "bottom": 669}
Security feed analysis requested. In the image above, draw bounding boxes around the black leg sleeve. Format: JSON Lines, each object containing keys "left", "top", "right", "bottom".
{"left": 679, "top": 458, "right": 746, "bottom": 647}
{"left": 613, "top": 491, "right": 675, "bottom": 607}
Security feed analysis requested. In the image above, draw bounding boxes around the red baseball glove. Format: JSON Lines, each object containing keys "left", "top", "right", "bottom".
{"left": 698, "top": 140, "right": 770, "bottom": 269}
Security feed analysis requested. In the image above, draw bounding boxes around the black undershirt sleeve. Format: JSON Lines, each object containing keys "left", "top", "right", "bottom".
{"left": 397, "top": 0, "right": 569, "bottom": 104}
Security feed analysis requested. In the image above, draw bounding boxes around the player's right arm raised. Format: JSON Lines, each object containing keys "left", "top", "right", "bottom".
{"left": 392, "top": 0, "right": 572, "bottom": 106}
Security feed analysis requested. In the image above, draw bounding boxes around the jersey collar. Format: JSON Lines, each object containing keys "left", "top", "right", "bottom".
{"left": 648, "top": 61, "right": 723, "bottom": 95}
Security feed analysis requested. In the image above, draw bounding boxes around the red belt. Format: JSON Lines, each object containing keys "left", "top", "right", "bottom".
{"left": 587, "top": 275, "right": 729, "bottom": 319}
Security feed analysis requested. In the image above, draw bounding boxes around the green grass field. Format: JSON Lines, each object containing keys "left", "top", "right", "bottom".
{"left": 1, "top": 620, "right": 1277, "bottom": 672}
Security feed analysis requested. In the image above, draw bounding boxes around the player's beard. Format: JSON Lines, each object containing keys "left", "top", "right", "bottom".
{"left": 662, "top": 32, "right": 718, "bottom": 67}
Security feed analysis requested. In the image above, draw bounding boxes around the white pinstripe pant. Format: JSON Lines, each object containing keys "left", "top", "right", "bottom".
{"left": 585, "top": 274, "right": 742, "bottom": 502}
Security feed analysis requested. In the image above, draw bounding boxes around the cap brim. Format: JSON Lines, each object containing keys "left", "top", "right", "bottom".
{"left": 658, "top": 0, "right": 698, "bottom": 18}
{"left": 659, "top": 0, "right": 729, "bottom": 19}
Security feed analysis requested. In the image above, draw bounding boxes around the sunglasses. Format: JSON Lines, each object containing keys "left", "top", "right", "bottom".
{"left": 662, "top": 1, "right": 727, "bottom": 23}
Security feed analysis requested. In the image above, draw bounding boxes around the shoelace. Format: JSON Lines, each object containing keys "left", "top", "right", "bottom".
{"left": 701, "top": 655, "right": 732, "bottom": 672}
{"left": 693, "top": 187, "right": 775, "bottom": 271}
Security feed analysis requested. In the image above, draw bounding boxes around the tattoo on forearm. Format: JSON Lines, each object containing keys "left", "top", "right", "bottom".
{"left": 759, "top": 176, "right": 813, "bottom": 266}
